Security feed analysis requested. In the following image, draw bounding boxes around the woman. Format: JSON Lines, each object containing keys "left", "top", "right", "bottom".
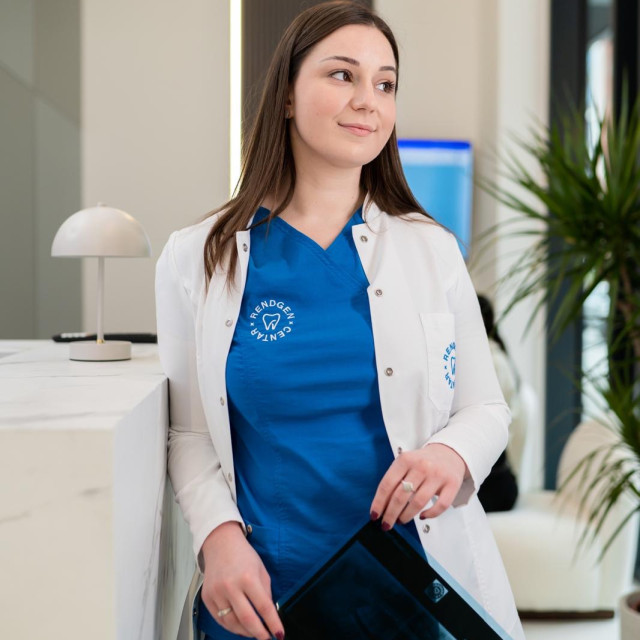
{"left": 155, "top": 2, "right": 524, "bottom": 639}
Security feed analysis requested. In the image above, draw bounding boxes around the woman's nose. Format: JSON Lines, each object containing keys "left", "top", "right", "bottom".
{"left": 350, "top": 79, "right": 376, "bottom": 110}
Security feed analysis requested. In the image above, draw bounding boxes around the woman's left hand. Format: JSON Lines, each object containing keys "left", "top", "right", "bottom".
{"left": 369, "top": 443, "right": 469, "bottom": 529}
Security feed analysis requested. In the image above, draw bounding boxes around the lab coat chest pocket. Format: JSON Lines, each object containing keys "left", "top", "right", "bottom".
{"left": 419, "top": 312, "right": 456, "bottom": 413}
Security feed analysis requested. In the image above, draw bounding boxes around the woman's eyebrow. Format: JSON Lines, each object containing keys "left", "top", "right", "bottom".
{"left": 319, "top": 55, "right": 397, "bottom": 75}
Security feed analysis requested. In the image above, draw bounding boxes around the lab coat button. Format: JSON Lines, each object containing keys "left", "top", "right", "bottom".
{"left": 225, "top": 319, "right": 233, "bottom": 327}
{"left": 220, "top": 396, "right": 225, "bottom": 405}
{"left": 242, "top": 243, "right": 248, "bottom": 252}
{"left": 360, "top": 235, "right": 368, "bottom": 243}
{"left": 397, "top": 446, "right": 403, "bottom": 455}
{"left": 227, "top": 472, "right": 233, "bottom": 483}
{"left": 375, "top": 289, "right": 383, "bottom": 297}
{"left": 385, "top": 367, "right": 394, "bottom": 376}
{"left": 422, "top": 523, "right": 431, "bottom": 534}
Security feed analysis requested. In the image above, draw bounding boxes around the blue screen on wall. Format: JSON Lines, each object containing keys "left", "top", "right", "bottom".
{"left": 397, "top": 139, "right": 473, "bottom": 256}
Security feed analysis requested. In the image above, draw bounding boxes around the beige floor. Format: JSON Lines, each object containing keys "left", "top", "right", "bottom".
{"left": 522, "top": 616, "right": 618, "bottom": 639}
{"left": 520, "top": 580, "right": 639, "bottom": 638}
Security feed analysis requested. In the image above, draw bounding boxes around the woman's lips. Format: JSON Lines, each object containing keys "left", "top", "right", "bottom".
{"left": 339, "top": 124, "right": 375, "bottom": 136}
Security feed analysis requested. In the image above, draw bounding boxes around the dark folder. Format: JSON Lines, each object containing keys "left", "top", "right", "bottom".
{"left": 275, "top": 520, "right": 513, "bottom": 640}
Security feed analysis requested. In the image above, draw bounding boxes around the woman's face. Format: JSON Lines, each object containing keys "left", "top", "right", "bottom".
{"left": 287, "top": 24, "right": 397, "bottom": 171}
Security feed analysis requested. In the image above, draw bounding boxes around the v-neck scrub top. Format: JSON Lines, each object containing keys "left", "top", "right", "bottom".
{"left": 198, "top": 205, "right": 424, "bottom": 638}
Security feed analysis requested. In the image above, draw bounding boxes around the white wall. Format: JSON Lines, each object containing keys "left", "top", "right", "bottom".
{"left": 81, "top": 0, "right": 231, "bottom": 333}
{"left": 376, "top": 0, "right": 550, "bottom": 489}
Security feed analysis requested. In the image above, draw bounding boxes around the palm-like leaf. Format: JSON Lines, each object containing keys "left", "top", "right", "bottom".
{"left": 475, "top": 80, "right": 640, "bottom": 557}
{"left": 557, "top": 375, "right": 640, "bottom": 560}
{"left": 475, "top": 98, "right": 640, "bottom": 351}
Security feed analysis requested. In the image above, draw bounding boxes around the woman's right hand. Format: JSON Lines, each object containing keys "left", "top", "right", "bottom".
{"left": 200, "top": 521, "right": 284, "bottom": 640}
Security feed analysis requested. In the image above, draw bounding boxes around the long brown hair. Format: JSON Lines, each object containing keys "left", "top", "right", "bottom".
{"left": 202, "top": 0, "right": 432, "bottom": 292}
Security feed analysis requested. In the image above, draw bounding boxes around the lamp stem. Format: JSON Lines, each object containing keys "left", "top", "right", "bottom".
{"left": 97, "top": 257, "right": 105, "bottom": 343}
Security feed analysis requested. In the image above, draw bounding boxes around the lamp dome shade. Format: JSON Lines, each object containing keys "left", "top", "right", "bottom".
{"left": 51, "top": 204, "right": 152, "bottom": 257}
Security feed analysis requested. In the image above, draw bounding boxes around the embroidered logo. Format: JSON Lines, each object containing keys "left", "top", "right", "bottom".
{"left": 249, "top": 299, "right": 296, "bottom": 342}
{"left": 442, "top": 341, "right": 456, "bottom": 389}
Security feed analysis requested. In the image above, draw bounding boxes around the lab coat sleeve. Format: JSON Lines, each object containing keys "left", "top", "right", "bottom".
{"left": 424, "top": 236, "right": 511, "bottom": 506}
{"left": 155, "top": 231, "right": 243, "bottom": 572}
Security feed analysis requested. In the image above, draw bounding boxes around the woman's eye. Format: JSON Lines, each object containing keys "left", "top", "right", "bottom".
{"left": 377, "top": 80, "right": 396, "bottom": 94}
{"left": 330, "top": 70, "right": 351, "bottom": 82}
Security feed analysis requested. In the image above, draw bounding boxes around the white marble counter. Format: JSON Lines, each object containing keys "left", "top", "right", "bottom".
{"left": 0, "top": 341, "right": 194, "bottom": 640}
{"left": 0, "top": 338, "right": 50, "bottom": 359}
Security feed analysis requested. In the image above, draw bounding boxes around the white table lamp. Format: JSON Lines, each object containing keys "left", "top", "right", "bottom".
{"left": 51, "top": 203, "right": 151, "bottom": 361}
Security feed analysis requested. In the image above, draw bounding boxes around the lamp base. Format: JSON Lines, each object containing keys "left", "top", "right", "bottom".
{"left": 69, "top": 340, "right": 131, "bottom": 361}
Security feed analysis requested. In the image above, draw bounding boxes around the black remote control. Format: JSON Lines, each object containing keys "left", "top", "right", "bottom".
{"left": 52, "top": 332, "right": 157, "bottom": 344}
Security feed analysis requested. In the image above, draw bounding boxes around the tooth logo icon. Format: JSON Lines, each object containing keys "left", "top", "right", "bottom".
{"left": 249, "top": 299, "right": 296, "bottom": 343}
{"left": 263, "top": 313, "right": 280, "bottom": 330}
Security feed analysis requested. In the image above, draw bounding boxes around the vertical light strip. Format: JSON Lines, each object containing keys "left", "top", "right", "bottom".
{"left": 229, "top": 0, "right": 242, "bottom": 197}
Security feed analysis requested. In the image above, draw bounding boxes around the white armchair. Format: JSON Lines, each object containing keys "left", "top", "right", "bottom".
{"left": 488, "top": 419, "right": 640, "bottom": 617}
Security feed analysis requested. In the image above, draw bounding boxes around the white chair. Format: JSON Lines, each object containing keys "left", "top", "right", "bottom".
{"left": 488, "top": 419, "right": 640, "bottom": 617}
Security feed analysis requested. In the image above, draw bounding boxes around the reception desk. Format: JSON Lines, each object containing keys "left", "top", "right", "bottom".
{"left": 0, "top": 340, "right": 194, "bottom": 640}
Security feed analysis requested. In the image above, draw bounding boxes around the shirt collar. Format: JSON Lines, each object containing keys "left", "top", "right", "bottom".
{"left": 241, "top": 192, "right": 385, "bottom": 231}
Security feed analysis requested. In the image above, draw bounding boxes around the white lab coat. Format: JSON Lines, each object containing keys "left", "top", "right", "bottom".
{"left": 155, "top": 195, "right": 525, "bottom": 639}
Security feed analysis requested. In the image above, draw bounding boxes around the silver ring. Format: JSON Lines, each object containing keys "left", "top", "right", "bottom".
{"left": 401, "top": 480, "right": 415, "bottom": 493}
{"left": 217, "top": 607, "right": 233, "bottom": 618}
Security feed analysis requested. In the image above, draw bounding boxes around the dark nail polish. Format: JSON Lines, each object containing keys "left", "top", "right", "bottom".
{"left": 370, "top": 511, "right": 379, "bottom": 521}
{"left": 276, "top": 632, "right": 285, "bottom": 640}
{"left": 419, "top": 513, "right": 427, "bottom": 520}
{"left": 381, "top": 521, "right": 391, "bottom": 531}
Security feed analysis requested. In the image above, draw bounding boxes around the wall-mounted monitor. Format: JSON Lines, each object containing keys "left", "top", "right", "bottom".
{"left": 397, "top": 139, "right": 473, "bottom": 257}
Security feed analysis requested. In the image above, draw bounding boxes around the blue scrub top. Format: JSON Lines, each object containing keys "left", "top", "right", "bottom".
{"left": 198, "top": 205, "right": 424, "bottom": 638}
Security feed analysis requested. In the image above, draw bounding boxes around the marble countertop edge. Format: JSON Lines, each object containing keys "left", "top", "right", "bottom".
{"left": 0, "top": 341, "right": 168, "bottom": 431}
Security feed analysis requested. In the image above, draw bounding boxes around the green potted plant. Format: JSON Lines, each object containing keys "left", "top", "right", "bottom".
{"left": 474, "top": 84, "right": 640, "bottom": 635}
